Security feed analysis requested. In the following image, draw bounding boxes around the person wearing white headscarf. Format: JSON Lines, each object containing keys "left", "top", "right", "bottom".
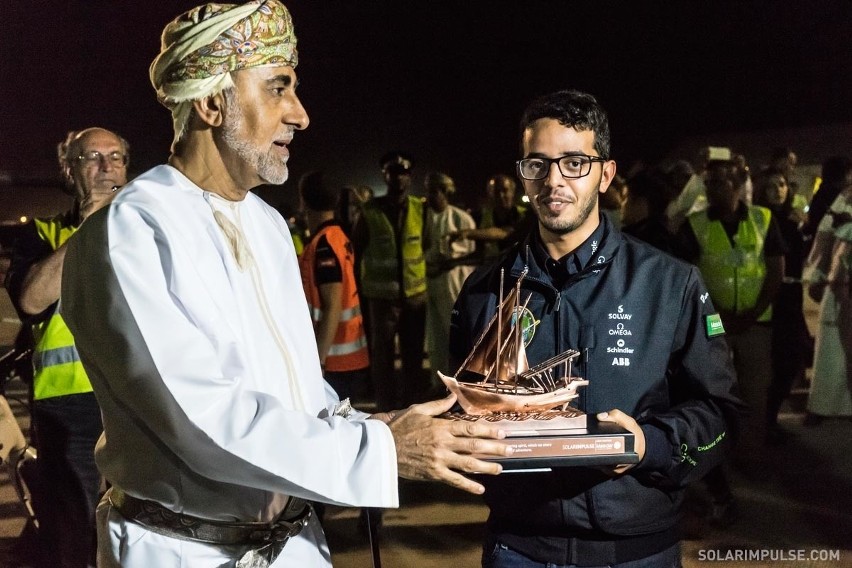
{"left": 804, "top": 183, "right": 852, "bottom": 421}
{"left": 61, "top": 2, "right": 509, "bottom": 567}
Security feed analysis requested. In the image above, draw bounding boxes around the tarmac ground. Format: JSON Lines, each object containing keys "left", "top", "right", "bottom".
{"left": 2, "top": 372, "right": 850, "bottom": 568}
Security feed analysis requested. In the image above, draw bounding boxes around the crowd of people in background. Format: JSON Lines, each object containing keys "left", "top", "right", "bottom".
{"left": 1, "top": 2, "right": 849, "bottom": 567}
{"left": 289, "top": 144, "right": 852, "bottom": 532}
{"left": 288, "top": 146, "right": 852, "bottom": 427}
{"left": 4, "top": 123, "right": 852, "bottom": 565}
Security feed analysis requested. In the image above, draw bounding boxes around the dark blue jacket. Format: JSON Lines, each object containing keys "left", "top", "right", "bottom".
{"left": 449, "top": 214, "right": 741, "bottom": 564}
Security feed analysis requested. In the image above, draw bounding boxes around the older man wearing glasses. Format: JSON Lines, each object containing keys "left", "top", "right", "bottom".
{"left": 5, "top": 126, "right": 130, "bottom": 568}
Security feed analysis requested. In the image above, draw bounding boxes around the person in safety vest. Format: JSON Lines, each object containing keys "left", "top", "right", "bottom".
{"left": 298, "top": 171, "right": 369, "bottom": 402}
{"left": 297, "top": 171, "right": 380, "bottom": 534}
{"left": 680, "top": 164, "right": 785, "bottom": 434}
{"left": 677, "top": 161, "right": 785, "bottom": 525}
{"left": 352, "top": 151, "right": 431, "bottom": 411}
{"left": 5, "top": 127, "right": 129, "bottom": 568}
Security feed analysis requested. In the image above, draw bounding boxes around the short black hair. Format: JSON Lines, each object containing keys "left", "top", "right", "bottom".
{"left": 299, "top": 171, "right": 340, "bottom": 212}
{"left": 519, "top": 90, "right": 611, "bottom": 159}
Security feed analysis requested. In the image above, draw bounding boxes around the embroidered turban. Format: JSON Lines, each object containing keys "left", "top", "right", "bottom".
{"left": 150, "top": 0, "right": 297, "bottom": 107}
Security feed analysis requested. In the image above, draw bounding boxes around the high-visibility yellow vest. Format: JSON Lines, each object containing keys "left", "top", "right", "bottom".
{"left": 360, "top": 196, "right": 426, "bottom": 299}
{"left": 31, "top": 216, "right": 93, "bottom": 400}
{"left": 688, "top": 206, "right": 773, "bottom": 322}
{"left": 299, "top": 224, "right": 369, "bottom": 372}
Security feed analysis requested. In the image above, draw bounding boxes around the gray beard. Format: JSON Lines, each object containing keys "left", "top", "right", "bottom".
{"left": 221, "top": 99, "right": 289, "bottom": 186}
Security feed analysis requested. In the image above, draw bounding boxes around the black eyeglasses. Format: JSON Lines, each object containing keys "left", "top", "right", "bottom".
{"left": 516, "top": 154, "right": 606, "bottom": 180}
{"left": 76, "top": 151, "right": 128, "bottom": 167}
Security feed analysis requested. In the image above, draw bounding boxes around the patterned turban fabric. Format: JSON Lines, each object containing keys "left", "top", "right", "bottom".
{"left": 149, "top": 0, "right": 297, "bottom": 144}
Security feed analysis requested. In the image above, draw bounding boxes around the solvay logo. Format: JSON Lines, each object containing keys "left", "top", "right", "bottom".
{"left": 591, "top": 240, "right": 599, "bottom": 253}
{"left": 700, "top": 292, "right": 709, "bottom": 304}
{"left": 608, "top": 306, "right": 632, "bottom": 321}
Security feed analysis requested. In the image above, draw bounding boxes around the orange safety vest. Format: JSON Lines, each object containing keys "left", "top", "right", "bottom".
{"left": 299, "top": 223, "right": 370, "bottom": 372}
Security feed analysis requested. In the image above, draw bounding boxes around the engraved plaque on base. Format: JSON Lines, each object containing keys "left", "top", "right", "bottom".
{"left": 444, "top": 411, "right": 638, "bottom": 470}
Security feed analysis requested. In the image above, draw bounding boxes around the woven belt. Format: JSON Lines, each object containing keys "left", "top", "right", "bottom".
{"left": 108, "top": 487, "right": 311, "bottom": 547}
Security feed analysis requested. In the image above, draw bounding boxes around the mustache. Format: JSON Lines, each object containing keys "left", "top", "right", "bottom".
{"left": 534, "top": 193, "right": 575, "bottom": 204}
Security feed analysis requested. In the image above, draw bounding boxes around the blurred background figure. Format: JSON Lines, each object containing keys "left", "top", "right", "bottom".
{"left": 802, "top": 156, "right": 852, "bottom": 248}
{"left": 453, "top": 174, "right": 531, "bottom": 264}
{"left": 802, "top": 170, "right": 852, "bottom": 425}
{"left": 769, "top": 147, "right": 800, "bottom": 197}
{"left": 679, "top": 164, "right": 785, "bottom": 454}
{"left": 423, "top": 172, "right": 475, "bottom": 384}
{"left": 621, "top": 168, "right": 679, "bottom": 255}
{"left": 677, "top": 163, "right": 786, "bottom": 525}
{"left": 664, "top": 159, "right": 696, "bottom": 201}
{"left": 599, "top": 173, "right": 627, "bottom": 229}
{"left": 298, "top": 171, "right": 370, "bottom": 403}
{"left": 353, "top": 151, "right": 429, "bottom": 410}
{"left": 4, "top": 127, "right": 129, "bottom": 568}
{"left": 732, "top": 153, "right": 753, "bottom": 206}
{"left": 753, "top": 169, "right": 811, "bottom": 443}
{"left": 338, "top": 184, "right": 373, "bottom": 238}
{"left": 665, "top": 145, "right": 724, "bottom": 232}
{"left": 280, "top": 200, "right": 308, "bottom": 256}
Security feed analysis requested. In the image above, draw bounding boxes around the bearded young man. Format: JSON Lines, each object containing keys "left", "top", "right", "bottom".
{"left": 59, "top": 2, "right": 509, "bottom": 566}
{"left": 449, "top": 90, "right": 742, "bottom": 568}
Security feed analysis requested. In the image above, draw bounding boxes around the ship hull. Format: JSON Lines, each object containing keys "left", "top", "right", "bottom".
{"left": 438, "top": 372, "right": 589, "bottom": 415}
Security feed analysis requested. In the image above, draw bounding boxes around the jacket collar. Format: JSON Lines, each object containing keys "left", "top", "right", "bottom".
{"left": 508, "top": 213, "right": 621, "bottom": 288}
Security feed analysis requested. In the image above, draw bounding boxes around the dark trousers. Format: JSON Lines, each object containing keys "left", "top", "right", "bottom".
{"left": 32, "top": 392, "right": 102, "bottom": 568}
{"left": 767, "top": 283, "right": 811, "bottom": 426}
{"left": 324, "top": 367, "right": 370, "bottom": 404}
{"left": 367, "top": 294, "right": 428, "bottom": 411}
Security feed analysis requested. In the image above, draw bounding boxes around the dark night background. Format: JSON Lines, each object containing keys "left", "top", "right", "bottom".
{"left": 2, "top": 1, "right": 851, "bottom": 216}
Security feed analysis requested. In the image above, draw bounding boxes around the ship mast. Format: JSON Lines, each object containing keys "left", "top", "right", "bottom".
{"left": 494, "top": 269, "right": 504, "bottom": 391}
{"left": 512, "top": 273, "right": 523, "bottom": 392}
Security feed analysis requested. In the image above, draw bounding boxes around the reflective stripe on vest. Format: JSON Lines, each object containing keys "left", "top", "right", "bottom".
{"left": 360, "top": 196, "right": 427, "bottom": 299}
{"left": 299, "top": 224, "right": 370, "bottom": 372}
{"left": 31, "top": 216, "right": 93, "bottom": 400}
{"left": 328, "top": 335, "right": 369, "bottom": 357}
{"left": 688, "top": 206, "right": 773, "bottom": 322}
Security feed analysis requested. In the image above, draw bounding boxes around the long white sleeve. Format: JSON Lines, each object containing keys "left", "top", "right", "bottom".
{"left": 61, "top": 165, "right": 398, "bottom": 522}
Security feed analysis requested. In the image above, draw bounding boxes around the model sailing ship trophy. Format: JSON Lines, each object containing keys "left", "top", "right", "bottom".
{"left": 438, "top": 268, "right": 638, "bottom": 469}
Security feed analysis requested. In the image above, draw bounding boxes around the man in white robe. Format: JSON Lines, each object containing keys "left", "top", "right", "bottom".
{"left": 59, "top": 2, "right": 509, "bottom": 566}
{"left": 424, "top": 172, "right": 477, "bottom": 381}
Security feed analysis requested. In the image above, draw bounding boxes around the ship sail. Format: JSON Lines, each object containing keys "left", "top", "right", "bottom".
{"left": 454, "top": 277, "right": 530, "bottom": 383}
{"left": 440, "top": 267, "right": 587, "bottom": 415}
